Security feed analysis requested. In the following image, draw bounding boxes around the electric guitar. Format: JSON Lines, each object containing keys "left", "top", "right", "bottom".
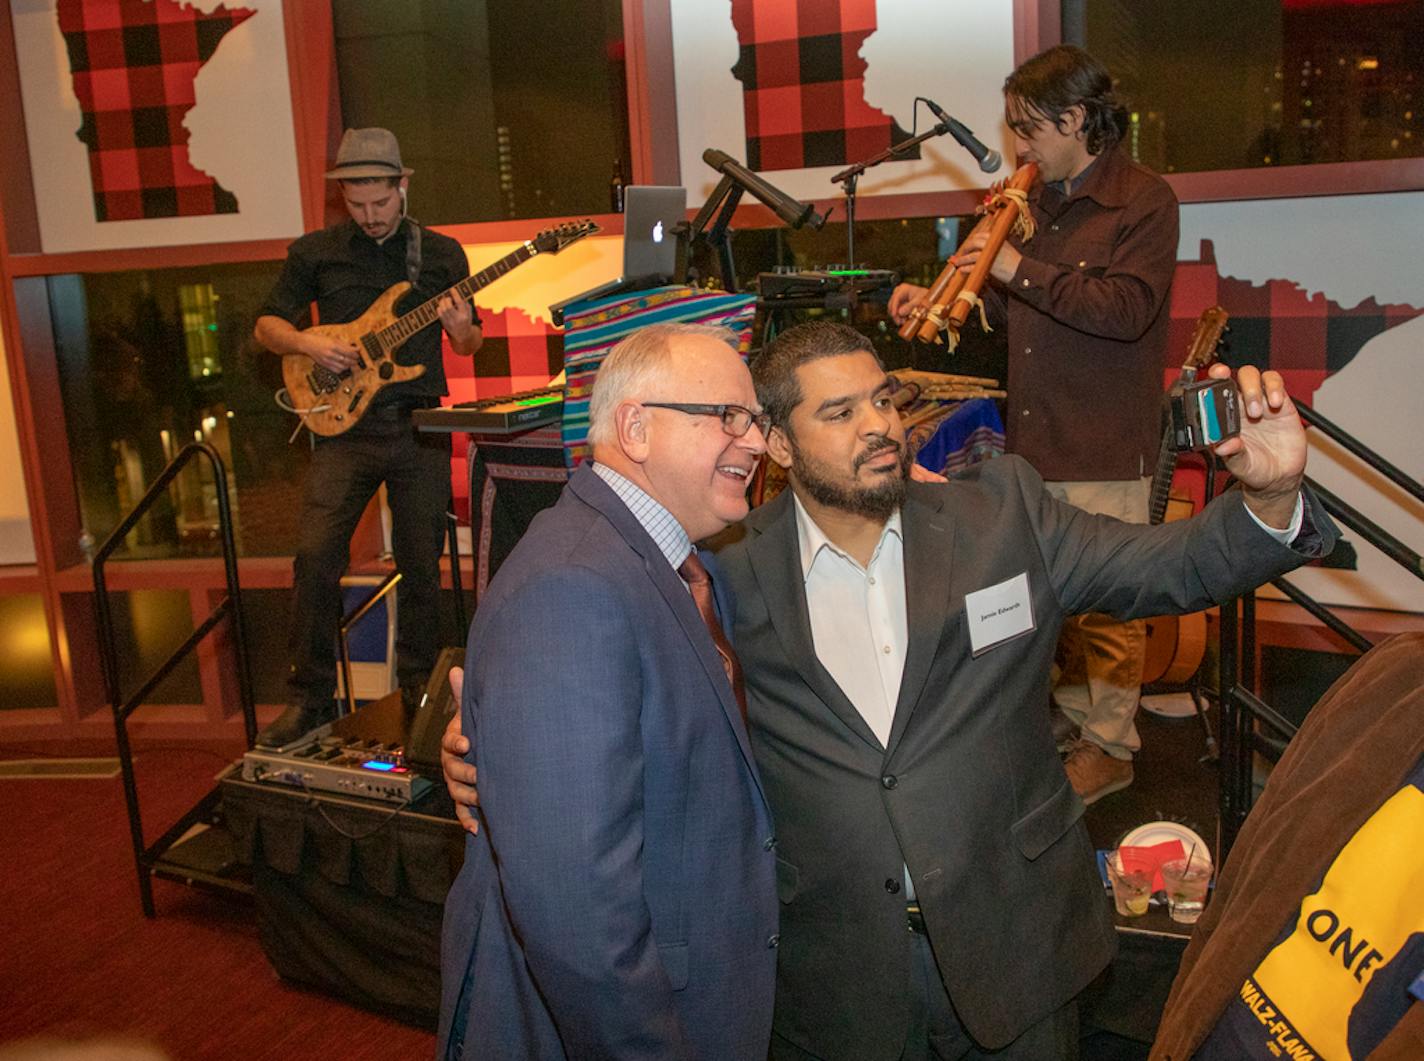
{"left": 282, "top": 219, "right": 597, "bottom": 437}
{"left": 1141, "top": 305, "right": 1229, "bottom": 686}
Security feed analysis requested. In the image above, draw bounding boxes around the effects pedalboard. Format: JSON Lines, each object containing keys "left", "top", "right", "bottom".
{"left": 242, "top": 734, "right": 432, "bottom": 804}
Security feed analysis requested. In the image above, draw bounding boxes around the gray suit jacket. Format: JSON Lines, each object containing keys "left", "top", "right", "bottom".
{"left": 716, "top": 455, "right": 1336, "bottom": 1059}
{"left": 438, "top": 465, "right": 779, "bottom": 1060}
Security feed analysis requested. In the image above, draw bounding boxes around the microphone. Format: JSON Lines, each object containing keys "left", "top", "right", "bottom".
{"left": 702, "top": 149, "right": 826, "bottom": 229}
{"left": 923, "top": 99, "right": 1002, "bottom": 174}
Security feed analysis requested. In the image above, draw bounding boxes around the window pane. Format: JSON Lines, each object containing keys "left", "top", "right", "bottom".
{"left": 332, "top": 0, "right": 631, "bottom": 224}
{"left": 49, "top": 262, "right": 309, "bottom": 559}
{"left": 0, "top": 594, "right": 57, "bottom": 709}
{"left": 1064, "top": 0, "right": 1423, "bottom": 172}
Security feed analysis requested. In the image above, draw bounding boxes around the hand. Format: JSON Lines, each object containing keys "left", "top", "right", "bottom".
{"left": 441, "top": 665, "right": 480, "bottom": 834}
{"left": 306, "top": 335, "right": 361, "bottom": 374}
{"left": 908, "top": 462, "right": 948, "bottom": 484}
{"left": 951, "top": 229, "right": 1022, "bottom": 285}
{"left": 1207, "top": 363, "right": 1307, "bottom": 528}
{"left": 437, "top": 291, "right": 475, "bottom": 341}
{"left": 888, "top": 283, "right": 930, "bottom": 326}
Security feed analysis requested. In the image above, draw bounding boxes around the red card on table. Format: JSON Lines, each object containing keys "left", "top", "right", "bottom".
{"left": 1117, "top": 840, "right": 1186, "bottom": 892}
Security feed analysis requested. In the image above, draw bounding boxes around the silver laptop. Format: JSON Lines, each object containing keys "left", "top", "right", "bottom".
{"left": 620, "top": 185, "right": 685, "bottom": 281}
{"left": 549, "top": 186, "right": 686, "bottom": 323}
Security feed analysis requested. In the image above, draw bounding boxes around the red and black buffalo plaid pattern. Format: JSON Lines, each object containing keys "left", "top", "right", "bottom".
{"left": 728, "top": 0, "right": 918, "bottom": 172}
{"left": 1163, "top": 238, "right": 1423, "bottom": 511}
{"left": 441, "top": 305, "right": 561, "bottom": 406}
{"left": 1168, "top": 239, "right": 1424, "bottom": 408}
{"left": 56, "top": 0, "right": 255, "bottom": 221}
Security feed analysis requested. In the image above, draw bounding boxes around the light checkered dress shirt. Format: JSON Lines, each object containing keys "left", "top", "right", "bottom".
{"left": 592, "top": 463, "right": 693, "bottom": 572}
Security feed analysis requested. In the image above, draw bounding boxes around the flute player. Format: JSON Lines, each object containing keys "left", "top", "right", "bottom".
{"left": 890, "top": 44, "right": 1180, "bottom": 807}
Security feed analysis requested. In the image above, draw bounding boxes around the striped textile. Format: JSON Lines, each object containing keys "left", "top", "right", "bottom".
{"left": 559, "top": 285, "right": 757, "bottom": 467}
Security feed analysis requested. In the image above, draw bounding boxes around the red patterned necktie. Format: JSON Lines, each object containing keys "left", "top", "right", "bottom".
{"left": 678, "top": 551, "right": 748, "bottom": 723}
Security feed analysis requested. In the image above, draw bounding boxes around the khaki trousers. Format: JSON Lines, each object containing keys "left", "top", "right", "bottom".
{"left": 1045, "top": 477, "right": 1151, "bottom": 761}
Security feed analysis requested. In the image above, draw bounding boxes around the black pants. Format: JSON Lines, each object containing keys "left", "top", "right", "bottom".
{"left": 286, "top": 410, "right": 451, "bottom": 708}
{"left": 769, "top": 930, "right": 1079, "bottom": 1061}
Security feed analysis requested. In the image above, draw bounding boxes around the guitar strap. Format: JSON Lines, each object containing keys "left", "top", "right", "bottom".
{"left": 403, "top": 216, "right": 423, "bottom": 289}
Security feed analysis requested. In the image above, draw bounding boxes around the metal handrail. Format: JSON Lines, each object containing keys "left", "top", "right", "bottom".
{"left": 1267, "top": 576, "right": 1374, "bottom": 655}
{"left": 1304, "top": 476, "right": 1423, "bottom": 581}
{"left": 1296, "top": 401, "right": 1424, "bottom": 506}
{"left": 336, "top": 571, "right": 401, "bottom": 717}
{"left": 93, "top": 441, "right": 256, "bottom": 916}
{"left": 1217, "top": 407, "right": 1420, "bottom": 853}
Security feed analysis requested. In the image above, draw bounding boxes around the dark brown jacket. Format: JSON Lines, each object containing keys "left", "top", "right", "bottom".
{"left": 990, "top": 145, "right": 1179, "bottom": 482}
{"left": 1152, "top": 632, "right": 1424, "bottom": 1060}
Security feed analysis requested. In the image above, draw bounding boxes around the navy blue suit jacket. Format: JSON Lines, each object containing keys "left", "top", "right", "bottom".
{"left": 438, "top": 464, "right": 778, "bottom": 1060}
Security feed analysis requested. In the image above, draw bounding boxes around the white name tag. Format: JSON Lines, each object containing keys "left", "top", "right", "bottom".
{"left": 965, "top": 572, "right": 1036, "bottom": 657}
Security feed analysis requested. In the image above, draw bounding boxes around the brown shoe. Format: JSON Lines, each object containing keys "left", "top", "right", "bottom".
{"left": 1063, "top": 739, "right": 1133, "bottom": 805}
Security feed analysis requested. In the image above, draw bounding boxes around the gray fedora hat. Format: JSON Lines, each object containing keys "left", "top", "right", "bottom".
{"left": 324, "top": 127, "right": 414, "bottom": 180}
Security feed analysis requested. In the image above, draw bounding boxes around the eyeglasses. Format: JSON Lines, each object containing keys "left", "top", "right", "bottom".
{"left": 641, "top": 402, "right": 771, "bottom": 439}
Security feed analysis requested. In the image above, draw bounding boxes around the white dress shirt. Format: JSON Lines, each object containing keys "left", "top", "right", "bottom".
{"left": 793, "top": 494, "right": 908, "bottom": 748}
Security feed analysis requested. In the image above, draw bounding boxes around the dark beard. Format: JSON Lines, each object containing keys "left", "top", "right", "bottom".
{"left": 790, "top": 436, "right": 909, "bottom": 520}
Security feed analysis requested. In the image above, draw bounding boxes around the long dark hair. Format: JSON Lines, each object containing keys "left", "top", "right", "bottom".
{"left": 1004, "top": 45, "right": 1127, "bottom": 155}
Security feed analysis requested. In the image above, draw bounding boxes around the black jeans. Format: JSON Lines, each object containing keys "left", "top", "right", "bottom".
{"left": 286, "top": 410, "right": 451, "bottom": 708}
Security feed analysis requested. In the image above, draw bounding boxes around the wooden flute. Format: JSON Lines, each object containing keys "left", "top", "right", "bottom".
{"left": 899, "top": 161, "right": 1039, "bottom": 345}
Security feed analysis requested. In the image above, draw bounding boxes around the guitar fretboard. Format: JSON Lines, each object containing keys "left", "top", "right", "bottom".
{"left": 1149, "top": 365, "right": 1203, "bottom": 526}
{"left": 373, "top": 240, "right": 536, "bottom": 352}
{"left": 1148, "top": 422, "right": 1178, "bottom": 526}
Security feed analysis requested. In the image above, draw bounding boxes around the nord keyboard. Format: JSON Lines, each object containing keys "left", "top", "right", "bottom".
{"left": 412, "top": 386, "right": 563, "bottom": 434}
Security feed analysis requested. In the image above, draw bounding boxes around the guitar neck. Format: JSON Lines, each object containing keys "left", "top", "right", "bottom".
{"left": 1148, "top": 365, "right": 1202, "bottom": 526}
{"left": 376, "top": 240, "right": 536, "bottom": 348}
{"left": 1147, "top": 423, "right": 1178, "bottom": 526}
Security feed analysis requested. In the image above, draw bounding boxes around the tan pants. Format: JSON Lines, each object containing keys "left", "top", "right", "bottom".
{"left": 1045, "top": 478, "right": 1151, "bottom": 761}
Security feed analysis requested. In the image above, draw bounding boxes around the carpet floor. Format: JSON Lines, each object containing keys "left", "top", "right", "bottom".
{"left": 1, "top": 703, "right": 1221, "bottom": 1060}
{"left": 0, "top": 745, "right": 434, "bottom": 1060}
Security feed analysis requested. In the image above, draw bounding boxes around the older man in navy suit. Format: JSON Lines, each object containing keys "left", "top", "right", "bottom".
{"left": 437, "top": 324, "right": 779, "bottom": 1060}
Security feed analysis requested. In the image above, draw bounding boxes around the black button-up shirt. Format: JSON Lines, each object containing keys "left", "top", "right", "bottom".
{"left": 261, "top": 218, "right": 474, "bottom": 408}
{"left": 986, "top": 145, "right": 1179, "bottom": 482}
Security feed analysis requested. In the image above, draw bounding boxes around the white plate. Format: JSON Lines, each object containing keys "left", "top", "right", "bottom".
{"left": 1119, "top": 820, "right": 1212, "bottom": 871}
{"left": 1140, "top": 692, "right": 1199, "bottom": 719}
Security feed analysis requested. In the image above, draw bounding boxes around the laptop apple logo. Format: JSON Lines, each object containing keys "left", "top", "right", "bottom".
{"left": 652, "top": 220, "right": 664, "bottom": 243}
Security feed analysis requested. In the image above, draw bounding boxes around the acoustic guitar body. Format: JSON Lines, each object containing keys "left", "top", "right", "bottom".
{"left": 1142, "top": 611, "right": 1208, "bottom": 686}
{"left": 1141, "top": 489, "right": 1209, "bottom": 685}
{"left": 281, "top": 281, "right": 428, "bottom": 438}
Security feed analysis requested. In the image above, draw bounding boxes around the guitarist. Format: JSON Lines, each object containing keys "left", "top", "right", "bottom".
{"left": 253, "top": 127, "right": 482, "bottom": 749}
{"left": 889, "top": 46, "right": 1179, "bottom": 803}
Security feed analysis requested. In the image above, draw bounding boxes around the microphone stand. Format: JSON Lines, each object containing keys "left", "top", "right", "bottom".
{"left": 830, "top": 121, "right": 954, "bottom": 268}
{"left": 676, "top": 174, "right": 745, "bottom": 292}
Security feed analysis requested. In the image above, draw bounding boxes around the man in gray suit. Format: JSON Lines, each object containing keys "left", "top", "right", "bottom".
{"left": 445, "top": 321, "right": 1333, "bottom": 1059}
{"left": 721, "top": 321, "right": 1331, "bottom": 1060}
{"left": 437, "top": 324, "right": 779, "bottom": 1060}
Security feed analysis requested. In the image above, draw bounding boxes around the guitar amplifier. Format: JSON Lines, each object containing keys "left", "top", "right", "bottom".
{"left": 406, "top": 646, "right": 464, "bottom": 778}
